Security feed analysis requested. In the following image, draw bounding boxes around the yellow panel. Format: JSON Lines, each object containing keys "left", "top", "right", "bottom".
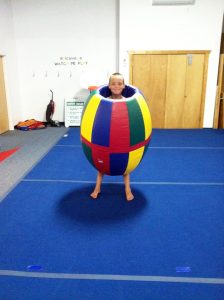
{"left": 136, "top": 94, "right": 152, "bottom": 139}
{"left": 124, "top": 147, "right": 145, "bottom": 174}
{"left": 81, "top": 94, "right": 101, "bottom": 141}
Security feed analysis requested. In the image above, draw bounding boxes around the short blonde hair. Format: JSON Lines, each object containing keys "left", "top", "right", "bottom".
{"left": 109, "top": 72, "right": 125, "bottom": 84}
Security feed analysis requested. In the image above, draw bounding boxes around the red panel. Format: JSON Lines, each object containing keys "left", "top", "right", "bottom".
{"left": 81, "top": 134, "right": 151, "bottom": 154}
{"left": 92, "top": 148, "right": 110, "bottom": 175}
{"left": 110, "top": 102, "right": 130, "bottom": 152}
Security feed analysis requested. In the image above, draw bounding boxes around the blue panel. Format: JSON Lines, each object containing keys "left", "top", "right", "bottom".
{"left": 110, "top": 153, "right": 129, "bottom": 175}
{"left": 92, "top": 100, "right": 112, "bottom": 146}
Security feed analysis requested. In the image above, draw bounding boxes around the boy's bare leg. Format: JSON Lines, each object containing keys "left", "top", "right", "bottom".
{"left": 123, "top": 173, "right": 134, "bottom": 201}
{"left": 90, "top": 172, "right": 103, "bottom": 199}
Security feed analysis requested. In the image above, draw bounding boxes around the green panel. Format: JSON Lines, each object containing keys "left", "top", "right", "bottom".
{"left": 82, "top": 142, "right": 93, "bottom": 166}
{"left": 126, "top": 99, "right": 145, "bottom": 146}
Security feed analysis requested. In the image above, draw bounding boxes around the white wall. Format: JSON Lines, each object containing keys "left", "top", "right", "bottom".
{"left": 0, "top": 0, "right": 21, "bottom": 129}
{"left": 119, "top": 0, "right": 224, "bottom": 127}
{"left": 10, "top": 0, "right": 118, "bottom": 123}
{"left": 1, "top": 0, "right": 224, "bottom": 128}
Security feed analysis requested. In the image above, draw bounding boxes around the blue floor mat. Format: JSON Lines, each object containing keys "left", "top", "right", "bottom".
{"left": 1, "top": 128, "right": 224, "bottom": 300}
{"left": 1, "top": 182, "right": 224, "bottom": 279}
{"left": 1, "top": 276, "right": 224, "bottom": 300}
{"left": 25, "top": 145, "right": 224, "bottom": 183}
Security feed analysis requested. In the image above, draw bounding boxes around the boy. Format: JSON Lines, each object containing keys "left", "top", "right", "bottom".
{"left": 90, "top": 73, "right": 134, "bottom": 201}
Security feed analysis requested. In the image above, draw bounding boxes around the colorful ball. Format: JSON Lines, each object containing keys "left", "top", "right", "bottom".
{"left": 80, "top": 84, "right": 152, "bottom": 175}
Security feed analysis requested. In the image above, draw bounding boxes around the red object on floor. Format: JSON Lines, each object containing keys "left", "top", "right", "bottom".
{"left": 0, "top": 147, "right": 20, "bottom": 163}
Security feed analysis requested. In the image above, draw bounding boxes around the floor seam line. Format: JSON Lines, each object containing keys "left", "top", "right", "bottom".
{"left": 0, "top": 270, "right": 224, "bottom": 285}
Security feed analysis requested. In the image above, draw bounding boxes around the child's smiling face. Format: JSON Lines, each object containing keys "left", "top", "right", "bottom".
{"left": 109, "top": 75, "right": 125, "bottom": 97}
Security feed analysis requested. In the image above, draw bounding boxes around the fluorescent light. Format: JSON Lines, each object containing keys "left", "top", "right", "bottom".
{"left": 152, "top": 0, "right": 195, "bottom": 5}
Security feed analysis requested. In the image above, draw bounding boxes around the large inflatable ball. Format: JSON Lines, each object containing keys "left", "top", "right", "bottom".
{"left": 80, "top": 84, "right": 152, "bottom": 176}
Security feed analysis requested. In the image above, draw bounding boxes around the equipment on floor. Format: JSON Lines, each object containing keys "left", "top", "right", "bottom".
{"left": 15, "top": 119, "right": 45, "bottom": 130}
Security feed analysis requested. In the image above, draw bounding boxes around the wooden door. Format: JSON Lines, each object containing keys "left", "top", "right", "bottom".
{"left": 0, "top": 56, "right": 9, "bottom": 134}
{"left": 213, "top": 54, "right": 224, "bottom": 128}
{"left": 166, "top": 54, "right": 206, "bottom": 128}
{"left": 129, "top": 51, "right": 209, "bottom": 128}
{"left": 165, "top": 54, "right": 187, "bottom": 128}
{"left": 130, "top": 54, "right": 167, "bottom": 127}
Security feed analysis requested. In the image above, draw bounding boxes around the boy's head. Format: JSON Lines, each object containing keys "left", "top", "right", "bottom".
{"left": 108, "top": 73, "right": 125, "bottom": 97}
{"left": 109, "top": 72, "right": 125, "bottom": 84}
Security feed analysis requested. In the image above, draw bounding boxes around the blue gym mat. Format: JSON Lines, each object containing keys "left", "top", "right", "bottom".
{"left": 0, "top": 128, "right": 224, "bottom": 300}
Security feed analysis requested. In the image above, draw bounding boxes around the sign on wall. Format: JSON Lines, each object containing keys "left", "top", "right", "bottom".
{"left": 64, "top": 99, "right": 85, "bottom": 127}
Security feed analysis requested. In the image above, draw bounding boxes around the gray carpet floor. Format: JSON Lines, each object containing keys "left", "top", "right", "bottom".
{"left": 0, "top": 126, "right": 68, "bottom": 201}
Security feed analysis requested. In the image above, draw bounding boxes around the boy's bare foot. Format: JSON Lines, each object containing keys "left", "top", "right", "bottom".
{"left": 126, "top": 191, "right": 134, "bottom": 201}
{"left": 90, "top": 190, "right": 100, "bottom": 199}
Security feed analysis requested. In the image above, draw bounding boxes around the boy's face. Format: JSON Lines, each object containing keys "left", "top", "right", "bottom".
{"left": 109, "top": 76, "right": 125, "bottom": 96}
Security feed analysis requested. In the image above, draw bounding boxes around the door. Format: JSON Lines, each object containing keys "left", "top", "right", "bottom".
{"left": 0, "top": 56, "right": 9, "bottom": 134}
{"left": 129, "top": 51, "right": 209, "bottom": 128}
{"left": 130, "top": 54, "right": 167, "bottom": 128}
